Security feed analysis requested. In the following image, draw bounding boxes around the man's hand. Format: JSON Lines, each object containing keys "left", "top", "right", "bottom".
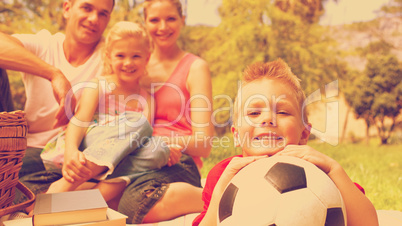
{"left": 51, "top": 72, "right": 77, "bottom": 128}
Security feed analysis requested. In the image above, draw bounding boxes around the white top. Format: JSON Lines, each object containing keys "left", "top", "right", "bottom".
{"left": 13, "top": 30, "right": 104, "bottom": 148}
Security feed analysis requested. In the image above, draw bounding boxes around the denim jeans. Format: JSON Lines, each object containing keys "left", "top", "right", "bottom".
{"left": 81, "top": 112, "right": 169, "bottom": 182}
{"left": 15, "top": 131, "right": 200, "bottom": 223}
{"left": 118, "top": 154, "right": 202, "bottom": 224}
{"left": 15, "top": 147, "right": 61, "bottom": 205}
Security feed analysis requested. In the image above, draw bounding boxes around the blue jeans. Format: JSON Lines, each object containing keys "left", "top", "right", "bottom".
{"left": 15, "top": 147, "right": 62, "bottom": 205}
{"left": 15, "top": 117, "right": 200, "bottom": 223}
{"left": 16, "top": 149, "right": 201, "bottom": 224}
{"left": 118, "top": 154, "right": 202, "bottom": 224}
{"left": 81, "top": 112, "right": 170, "bottom": 183}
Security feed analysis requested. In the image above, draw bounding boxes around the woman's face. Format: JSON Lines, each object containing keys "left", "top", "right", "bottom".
{"left": 144, "top": 0, "right": 184, "bottom": 48}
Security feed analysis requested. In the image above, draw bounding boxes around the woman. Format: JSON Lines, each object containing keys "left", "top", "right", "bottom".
{"left": 117, "top": 0, "right": 215, "bottom": 223}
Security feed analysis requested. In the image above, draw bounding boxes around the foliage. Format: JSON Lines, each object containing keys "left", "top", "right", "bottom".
{"left": 273, "top": 0, "right": 329, "bottom": 24}
{"left": 0, "top": 0, "right": 65, "bottom": 34}
{"left": 381, "top": 0, "right": 402, "bottom": 17}
{"left": 2, "top": 0, "right": 401, "bottom": 144}
{"left": 196, "top": 0, "right": 343, "bottom": 135}
{"left": 345, "top": 54, "right": 402, "bottom": 144}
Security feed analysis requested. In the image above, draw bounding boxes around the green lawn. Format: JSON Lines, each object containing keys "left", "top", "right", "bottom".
{"left": 201, "top": 136, "right": 402, "bottom": 212}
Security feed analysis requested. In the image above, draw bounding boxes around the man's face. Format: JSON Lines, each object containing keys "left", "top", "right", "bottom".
{"left": 232, "top": 78, "right": 310, "bottom": 157}
{"left": 63, "top": 0, "right": 113, "bottom": 45}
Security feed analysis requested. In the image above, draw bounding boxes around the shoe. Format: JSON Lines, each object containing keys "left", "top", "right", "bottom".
{"left": 8, "top": 211, "right": 29, "bottom": 220}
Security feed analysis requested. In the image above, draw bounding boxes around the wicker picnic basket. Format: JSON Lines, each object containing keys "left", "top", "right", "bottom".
{"left": 0, "top": 110, "right": 35, "bottom": 217}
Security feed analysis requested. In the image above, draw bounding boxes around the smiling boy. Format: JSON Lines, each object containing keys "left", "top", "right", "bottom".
{"left": 193, "top": 59, "right": 378, "bottom": 226}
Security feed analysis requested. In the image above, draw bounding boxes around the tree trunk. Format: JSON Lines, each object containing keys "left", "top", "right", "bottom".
{"left": 365, "top": 118, "right": 370, "bottom": 145}
{"left": 340, "top": 106, "right": 351, "bottom": 143}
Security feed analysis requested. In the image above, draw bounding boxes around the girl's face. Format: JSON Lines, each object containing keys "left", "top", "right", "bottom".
{"left": 109, "top": 37, "right": 150, "bottom": 84}
{"left": 144, "top": 0, "right": 184, "bottom": 48}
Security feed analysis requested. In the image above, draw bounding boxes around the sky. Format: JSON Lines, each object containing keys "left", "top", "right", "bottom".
{"left": 185, "top": 0, "right": 390, "bottom": 26}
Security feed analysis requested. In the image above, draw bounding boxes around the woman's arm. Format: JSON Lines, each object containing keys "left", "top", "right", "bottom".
{"left": 62, "top": 79, "right": 100, "bottom": 182}
{"left": 170, "top": 58, "right": 215, "bottom": 158}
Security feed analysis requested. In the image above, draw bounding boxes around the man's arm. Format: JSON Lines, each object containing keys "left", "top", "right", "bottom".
{"left": 0, "top": 32, "right": 76, "bottom": 127}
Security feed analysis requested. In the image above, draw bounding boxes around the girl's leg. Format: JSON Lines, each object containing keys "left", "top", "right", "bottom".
{"left": 142, "top": 182, "right": 203, "bottom": 223}
{"left": 46, "top": 161, "right": 107, "bottom": 193}
{"left": 95, "top": 181, "right": 126, "bottom": 205}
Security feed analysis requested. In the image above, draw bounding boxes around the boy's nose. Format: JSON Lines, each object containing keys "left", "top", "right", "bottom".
{"left": 261, "top": 112, "right": 276, "bottom": 127}
{"left": 262, "top": 121, "right": 274, "bottom": 126}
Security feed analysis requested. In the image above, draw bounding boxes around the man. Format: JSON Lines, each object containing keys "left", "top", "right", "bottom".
{"left": 0, "top": 0, "right": 114, "bottom": 187}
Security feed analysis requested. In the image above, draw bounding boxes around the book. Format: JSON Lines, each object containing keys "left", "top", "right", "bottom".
{"left": 3, "top": 208, "right": 127, "bottom": 226}
{"left": 64, "top": 208, "right": 127, "bottom": 226}
{"left": 32, "top": 189, "right": 108, "bottom": 226}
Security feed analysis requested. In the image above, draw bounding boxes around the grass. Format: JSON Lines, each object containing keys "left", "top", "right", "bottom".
{"left": 201, "top": 135, "right": 402, "bottom": 212}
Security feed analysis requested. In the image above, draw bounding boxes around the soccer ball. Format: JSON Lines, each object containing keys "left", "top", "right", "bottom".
{"left": 218, "top": 156, "right": 346, "bottom": 226}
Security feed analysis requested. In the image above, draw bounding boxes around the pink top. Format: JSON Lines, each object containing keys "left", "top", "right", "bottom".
{"left": 96, "top": 78, "right": 147, "bottom": 123}
{"left": 152, "top": 53, "right": 203, "bottom": 168}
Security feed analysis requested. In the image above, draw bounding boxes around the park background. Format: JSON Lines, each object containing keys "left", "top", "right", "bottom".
{"left": 1, "top": 0, "right": 401, "bottom": 212}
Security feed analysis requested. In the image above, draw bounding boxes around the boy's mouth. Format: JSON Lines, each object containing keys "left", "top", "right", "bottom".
{"left": 253, "top": 133, "right": 283, "bottom": 141}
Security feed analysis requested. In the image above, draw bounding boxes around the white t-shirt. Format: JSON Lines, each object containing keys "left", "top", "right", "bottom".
{"left": 13, "top": 30, "right": 104, "bottom": 148}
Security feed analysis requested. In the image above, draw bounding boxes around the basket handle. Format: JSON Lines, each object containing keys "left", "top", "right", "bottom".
{"left": 0, "top": 181, "right": 36, "bottom": 217}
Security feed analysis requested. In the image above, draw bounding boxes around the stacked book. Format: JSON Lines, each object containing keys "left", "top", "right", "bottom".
{"left": 4, "top": 189, "right": 126, "bottom": 226}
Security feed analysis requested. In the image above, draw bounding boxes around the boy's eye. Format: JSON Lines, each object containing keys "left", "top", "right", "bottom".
{"left": 168, "top": 17, "right": 176, "bottom": 21}
{"left": 277, "top": 111, "right": 287, "bottom": 115}
{"left": 247, "top": 111, "right": 260, "bottom": 116}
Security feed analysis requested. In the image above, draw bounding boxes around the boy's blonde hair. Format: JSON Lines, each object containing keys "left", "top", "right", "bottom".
{"left": 103, "top": 21, "right": 152, "bottom": 75}
{"left": 233, "top": 58, "right": 308, "bottom": 125}
{"left": 143, "top": 0, "right": 183, "bottom": 18}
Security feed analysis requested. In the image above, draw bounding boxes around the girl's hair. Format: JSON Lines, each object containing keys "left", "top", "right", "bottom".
{"left": 233, "top": 59, "right": 308, "bottom": 124}
{"left": 143, "top": 0, "right": 183, "bottom": 18}
{"left": 103, "top": 21, "right": 152, "bottom": 75}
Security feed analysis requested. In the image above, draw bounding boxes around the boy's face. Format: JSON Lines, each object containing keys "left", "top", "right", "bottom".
{"left": 63, "top": 0, "right": 113, "bottom": 45}
{"left": 232, "top": 78, "right": 310, "bottom": 157}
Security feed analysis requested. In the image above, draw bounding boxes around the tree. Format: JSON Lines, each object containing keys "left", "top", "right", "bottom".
{"left": 0, "top": 0, "right": 65, "bottom": 34}
{"left": 345, "top": 54, "right": 401, "bottom": 144}
{"left": 381, "top": 0, "right": 402, "bottom": 18}
{"left": 188, "top": 0, "right": 345, "bottom": 135}
{"left": 273, "top": 0, "right": 330, "bottom": 24}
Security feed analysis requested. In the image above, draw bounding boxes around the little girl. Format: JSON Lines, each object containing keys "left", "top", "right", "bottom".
{"left": 44, "top": 21, "right": 169, "bottom": 202}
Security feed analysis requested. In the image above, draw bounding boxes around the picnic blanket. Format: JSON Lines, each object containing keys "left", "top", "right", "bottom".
{"left": 128, "top": 210, "right": 402, "bottom": 226}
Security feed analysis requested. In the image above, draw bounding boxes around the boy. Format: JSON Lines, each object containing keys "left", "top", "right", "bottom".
{"left": 193, "top": 59, "right": 378, "bottom": 226}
